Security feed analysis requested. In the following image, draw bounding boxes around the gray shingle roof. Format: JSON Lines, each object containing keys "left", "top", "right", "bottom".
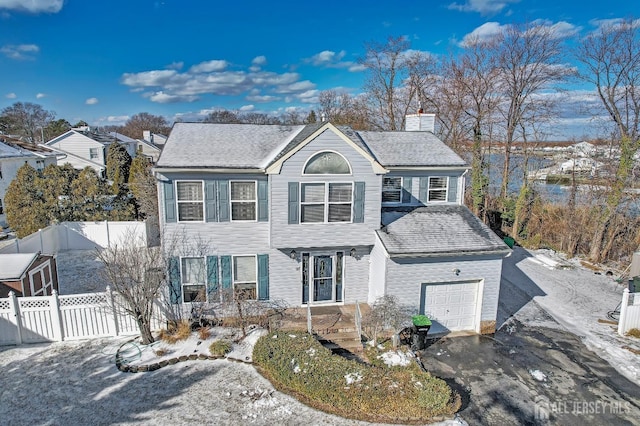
{"left": 359, "top": 131, "right": 467, "bottom": 167}
{"left": 377, "top": 205, "right": 509, "bottom": 256}
{"left": 156, "top": 122, "right": 467, "bottom": 169}
{"left": 157, "top": 123, "right": 306, "bottom": 169}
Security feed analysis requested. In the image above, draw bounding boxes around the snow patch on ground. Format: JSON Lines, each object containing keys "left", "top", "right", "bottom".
{"left": 344, "top": 372, "right": 363, "bottom": 385}
{"left": 529, "top": 369, "right": 547, "bottom": 382}
{"left": 378, "top": 350, "right": 413, "bottom": 367}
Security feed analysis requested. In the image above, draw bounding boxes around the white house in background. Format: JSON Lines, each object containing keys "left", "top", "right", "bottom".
{"left": 44, "top": 130, "right": 137, "bottom": 175}
{"left": 135, "top": 138, "right": 162, "bottom": 163}
{"left": 155, "top": 113, "right": 510, "bottom": 336}
{"left": 0, "top": 138, "right": 58, "bottom": 227}
{"left": 142, "top": 131, "right": 167, "bottom": 148}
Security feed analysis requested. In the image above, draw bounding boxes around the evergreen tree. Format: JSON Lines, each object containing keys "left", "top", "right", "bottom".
{"left": 41, "top": 164, "right": 78, "bottom": 222}
{"left": 304, "top": 110, "right": 318, "bottom": 124}
{"left": 70, "top": 167, "right": 110, "bottom": 221}
{"left": 128, "top": 155, "right": 158, "bottom": 220}
{"left": 106, "top": 141, "right": 132, "bottom": 195}
{"left": 5, "top": 164, "right": 47, "bottom": 237}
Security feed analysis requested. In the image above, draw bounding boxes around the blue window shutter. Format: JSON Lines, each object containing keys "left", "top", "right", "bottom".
{"left": 448, "top": 176, "right": 458, "bottom": 203}
{"left": 221, "top": 255, "right": 232, "bottom": 289}
{"left": 418, "top": 177, "right": 428, "bottom": 204}
{"left": 206, "top": 256, "right": 218, "bottom": 294}
{"left": 168, "top": 256, "right": 181, "bottom": 304}
{"left": 163, "top": 181, "right": 176, "bottom": 223}
{"left": 402, "top": 177, "right": 412, "bottom": 203}
{"left": 218, "top": 180, "right": 230, "bottom": 222}
{"left": 258, "top": 180, "right": 269, "bottom": 222}
{"left": 353, "top": 182, "right": 365, "bottom": 223}
{"left": 288, "top": 182, "right": 299, "bottom": 224}
{"left": 205, "top": 181, "right": 218, "bottom": 222}
{"left": 257, "top": 254, "right": 269, "bottom": 300}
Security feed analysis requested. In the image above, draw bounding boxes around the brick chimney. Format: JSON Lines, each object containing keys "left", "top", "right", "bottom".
{"left": 405, "top": 111, "right": 435, "bottom": 132}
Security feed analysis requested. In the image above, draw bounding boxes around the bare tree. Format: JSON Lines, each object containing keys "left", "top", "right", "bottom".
{"left": 360, "top": 36, "right": 436, "bottom": 130}
{"left": 0, "top": 102, "right": 55, "bottom": 143}
{"left": 493, "top": 23, "right": 574, "bottom": 201}
{"left": 119, "top": 112, "right": 171, "bottom": 139}
{"left": 576, "top": 18, "right": 640, "bottom": 261}
{"left": 97, "top": 230, "right": 165, "bottom": 344}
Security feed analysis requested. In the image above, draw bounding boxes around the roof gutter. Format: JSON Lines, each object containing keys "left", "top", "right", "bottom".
{"left": 153, "top": 167, "right": 266, "bottom": 174}
{"left": 388, "top": 248, "right": 512, "bottom": 259}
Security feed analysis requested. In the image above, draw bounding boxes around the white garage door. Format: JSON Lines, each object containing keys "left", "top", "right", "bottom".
{"left": 423, "top": 281, "right": 480, "bottom": 332}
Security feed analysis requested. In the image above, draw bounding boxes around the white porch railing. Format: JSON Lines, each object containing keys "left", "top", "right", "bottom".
{"left": 618, "top": 289, "right": 640, "bottom": 336}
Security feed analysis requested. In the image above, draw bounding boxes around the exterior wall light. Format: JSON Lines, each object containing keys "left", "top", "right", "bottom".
{"left": 290, "top": 250, "right": 297, "bottom": 260}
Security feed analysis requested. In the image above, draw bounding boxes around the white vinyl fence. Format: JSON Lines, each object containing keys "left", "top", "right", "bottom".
{"left": 618, "top": 289, "right": 640, "bottom": 336}
{"left": 0, "top": 221, "right": 147, "bottom": 254}
{"left": 0, "top": 287, "right": 165, "bottom": 346}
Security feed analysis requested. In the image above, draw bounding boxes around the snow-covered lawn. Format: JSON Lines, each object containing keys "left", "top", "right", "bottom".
{"left": 503, "top": 247, "right": 640, "bottom": 385}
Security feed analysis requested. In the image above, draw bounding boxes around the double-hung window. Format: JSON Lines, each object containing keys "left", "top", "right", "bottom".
{"left": 181, "top": 257, "right": 206, "bottom": 303}
{"left": 301, "top": 182, "right": 352, "bottom": 223}
{"left": 428, "top": 177, "right": 448, "bottom": 202}
{"left": 89, "top": 147, "right": 99, "bottom": 159}
{"left": 233, "top": 255, "right": 257, "bottom": 299}
{"left": 230, "top": 181, "right": 256, "bottom": 221}
{"left": 176, "top": 181, "right": 204, "bottom": 221}
{"left": 382, "top": 176, "right": 402, "bottom": 204}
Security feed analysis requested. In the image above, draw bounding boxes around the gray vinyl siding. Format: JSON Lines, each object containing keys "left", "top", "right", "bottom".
{"left": 270, "top": 129, "right": 382, "bottom": 248}
{"left": 383, "top": 254, "right": 503, "bottom": 322}
{"left": 159, "top": 172, "right": 269, "bottom": 253}
{"left": 368, "top": 237, "right": 388, "bottom": 303}
{"left": 384, "top": 171, "right": 465, "bottom": 206}
{"left": 267, "top": 246, "right": 371, "bottom": 306}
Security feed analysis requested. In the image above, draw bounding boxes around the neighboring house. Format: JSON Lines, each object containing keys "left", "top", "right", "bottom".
{"left": 0, "top": 138, "right": 58, "bottom": 227}
{"left": 0, "top": 252, "right": 59, "bottom": 297}
{"left": 142, "top": 131, "right": 168, "bottom": 148}
{"left": 154, "top": 114, "right": 509, "bottom": 335}
{"left": 44, "top": 129, "right": 137, "bottom": 175}
{"left": 135, "top": 138, "right": 162, "bottom": 163}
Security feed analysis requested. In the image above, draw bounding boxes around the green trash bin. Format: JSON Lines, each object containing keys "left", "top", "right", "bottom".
{"left": 504, "top": 236, "right": 515, "bottom": 248}
{"left": 411, "top": 315, "right": 431, "bottom": 350}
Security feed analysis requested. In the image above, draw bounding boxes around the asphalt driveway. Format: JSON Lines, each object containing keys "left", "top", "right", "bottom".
{"left": 419, "top": 300, "right": 640, "bottom": 425}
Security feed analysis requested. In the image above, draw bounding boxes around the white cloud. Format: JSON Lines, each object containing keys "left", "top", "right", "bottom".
{"left": 95, "top": 115, "right": 130, "bottom": 125}
{"left": 5, "top": 92, "right": 16, "bottom": 99}
{"left": 246, "top": 94, "right": 280, "bottom": 103}
{"left": 252, "top": 56, "right": 267, "bottom": 66}
{"left": 0, "top": 0, "right": 63, "bottom": 14}
{"left": 85, "top": 97, "right": 99, "bottom": 105}
{"left": 274, "top": 80, "right": 316, "bottom": 94}
{"left": 189, "top": 60, "right": 229, "bottom": 73}
{"left": 448, "top": 0, "right": 520, "bottom": 16}
{"left": 348, "top": 63, "right": 367, "bottom": 72}
{"left": 460, "top": 22, "right": 508, "bottom": 46}
{"left": 36, "top": 93, "right": 46, "bottom": 99}
{"left": 239, "top": 105, "right": 255, "bottom": 112}
{"left": 0, "top": 44, "right": 39, "bottom": 60}
{"left": 530, "top": 19, "right": 580, "bottom": 39}
{"left": 121, "top": 70, "right": 178, "bottom": 87}
{"left": 146, "top": 91, "right": 199, "bottom": 103}
{"left": 589, "top": 18, "right": 640, "bottom": 32}
{"left": 166, "top": 61, "right": 184, "bottom": 70}
{"left": 307, "top": 50, "right": 346, "bottom": 66}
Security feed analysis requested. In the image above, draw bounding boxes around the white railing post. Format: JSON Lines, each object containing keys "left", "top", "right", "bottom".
{"left": 105, "top": 220, "right": 111, "bottom": 248}
{"left": 50, "top": 290, "right": 64, "bottom": 341}
{"left": 8, "top": 291, "right": 23, "bottom": 345}
{"left": 355, "top": 300, "right": 362, "bottom": 338}
{"left": 106, "top": 286, "right": 120, "bottom": 337}
{"left": 618, "top": 289, "right": 630, "bottom": 336}
{"left": 39, "top": 229, "right": 44, "bottom": 253}
{"left": 307, "top": 304, "right": 312, "bottom": 334}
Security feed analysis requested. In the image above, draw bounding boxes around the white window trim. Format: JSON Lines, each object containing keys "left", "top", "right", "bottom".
{"left": 232, "top": 254, "right": 258, "bottom": 299}
{"left": 230, "top": 180, "right": 258, "bottom": 222}
{"left": 180, "top": 256, "right": 207, "bottom": 303}
{"left": 382, "top": 176, "right": 403, "bottom": 205}
{"left": 302, "top": 150, "right": 353, "bottom": 176}
{"left": 300, "top": 181, "right": 353, "bottom": 224}
{"left": 428, "top": 176, "right": 449, "bottom": 203}
{"left": 29, "top": 262, "right": 53, "bottom": 297}
{"left": 176, "top": 180, "right": 205, "bottom": 223}
{"left": 89, "top": 147, "right": 99, "bottom": 159}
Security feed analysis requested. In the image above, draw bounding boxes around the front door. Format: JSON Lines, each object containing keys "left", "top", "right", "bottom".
{"left": 313, "top": 255, "right": 333, "bottom": 301}
{"left": 302, "top": 252, "right": 344, "bottom": 304}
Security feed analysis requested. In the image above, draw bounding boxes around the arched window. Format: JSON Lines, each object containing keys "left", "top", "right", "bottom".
{"left": 303, "top": 151, "right": 351, "bottom": 175}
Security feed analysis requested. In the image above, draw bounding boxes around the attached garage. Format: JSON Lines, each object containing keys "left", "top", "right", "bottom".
{"left": 372, "top": 205, "right": 510, "bottom": 335}
{"left": 420, "top": 280, "right": 483, "bottom": 333}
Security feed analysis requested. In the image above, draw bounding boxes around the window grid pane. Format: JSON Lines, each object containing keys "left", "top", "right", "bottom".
{"left": 234, "top": 256, "right": 256, "bottom": 282}
{"left": 328, "top": 204, "right": 351, "bottom": 222}
{"left": 181, "top": 257, "right": 206, "bottom": 284}
{"left": 301, "top": 183, "right": 325, "bottom": 203}
{"left": 231, "top": 182, "right": 255, "bottom": 201}
{"left": 177, "top": 182, "right": 203, "bottom": 201}
{"left": 178, "top": 203, "right": 204, "bottom": 221}
{"left": 231, "top": 202, "right": 256, "bottom": 221}
{"left": 428, "top": 177, "right": 448, "bottom": 202}
{"left": 301, "top": 204, "right": 325, "bottom": 222}
{"left": 429, "top": 177, "right": 447, "bottom": 189}
{"left": 328, "top": 183, "right": 352, "bottom": 202}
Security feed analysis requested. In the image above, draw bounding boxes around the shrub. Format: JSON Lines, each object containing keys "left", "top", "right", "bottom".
{"left": 254, "top": 331, "right": 458, "bottom": 423}
{"left": 158, "top": 320, "right": 192, "bottom": 344}
{"left": 198, "top": 327, "right": 211, "bottom": 340}
{"left": 209, "top": 339, "right": 233, "bottom": 356}
{"left": 627, "top": 328, "right": 640, "bottom": 339}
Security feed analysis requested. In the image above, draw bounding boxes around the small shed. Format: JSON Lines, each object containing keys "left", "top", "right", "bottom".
{"left": 0, "top": 253, "right": 59, "bottom": 297}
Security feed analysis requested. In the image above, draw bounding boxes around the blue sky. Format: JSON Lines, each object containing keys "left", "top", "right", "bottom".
{"left": 0, "top": 0, "right": 637, "bottom": 138}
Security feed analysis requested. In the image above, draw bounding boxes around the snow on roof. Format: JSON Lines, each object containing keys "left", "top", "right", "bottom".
{"left": 0, "top": 253, "right": 38, "bottom": 280}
